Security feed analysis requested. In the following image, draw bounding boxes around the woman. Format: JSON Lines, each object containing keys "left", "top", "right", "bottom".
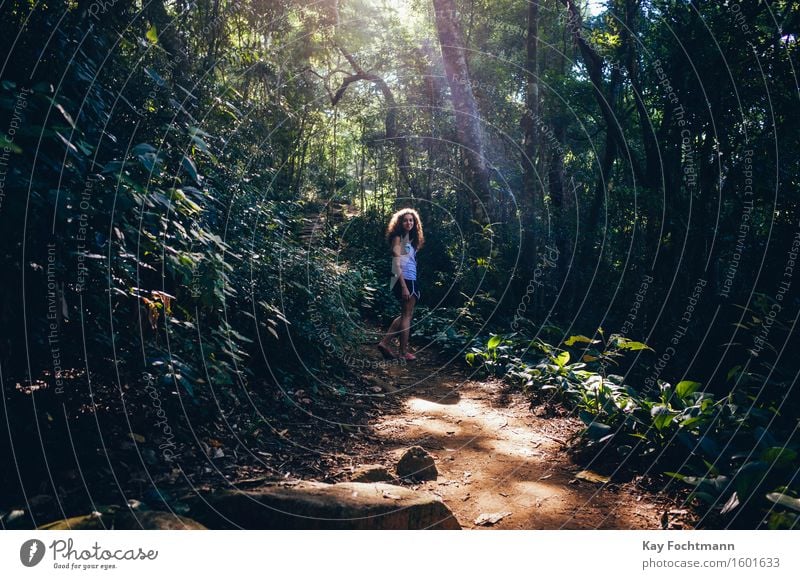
{"left": 377, "top": 208, "right": 424, "bottom": 361}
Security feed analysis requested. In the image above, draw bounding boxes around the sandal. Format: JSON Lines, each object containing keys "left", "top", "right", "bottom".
{"left": 377, "top": 343, "right": 396, "bottom": 360}
{"left": 401, "top": 352, "right": 417, "bottom": 361}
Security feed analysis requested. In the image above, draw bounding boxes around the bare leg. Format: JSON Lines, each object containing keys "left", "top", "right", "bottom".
{"left": 399, "top": 296, "right": 416, "bottom": 354}
{"left": 380, "top": 315, "right": 402, "bottom": 348}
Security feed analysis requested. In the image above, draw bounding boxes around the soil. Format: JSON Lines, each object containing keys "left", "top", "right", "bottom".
{"left": 337, "top": 338, "right": 689, "bottom": 530}
{"left": 1, "top": 331, "right": 693, "bottom": 530}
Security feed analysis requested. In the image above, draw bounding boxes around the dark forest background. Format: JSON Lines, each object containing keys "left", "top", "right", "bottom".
{"left": 1, "top": 0, "right": 799, "bottom": 529}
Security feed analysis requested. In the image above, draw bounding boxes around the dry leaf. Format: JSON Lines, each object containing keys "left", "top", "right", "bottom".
{"left": 141, "top": 297, "right": 159, "bottom": 329}
{"left": 574, "top": 470, "right": 610, "bottom": 484}
{"left": 151, "top": 290, "right": 175, "bottom": 315}
{"left": 474, "top": 511, "right": 511, "bottom": 526}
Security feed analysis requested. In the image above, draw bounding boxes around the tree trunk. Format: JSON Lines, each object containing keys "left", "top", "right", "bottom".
{"left": 520, "top": 0, "right": 541, "bottom": 266}
{"left": 559, "top": 0, "right": 644, "bottom": 184}
{"left": 432, "top": 0, "right": 491, "bottom": 225}
{"left": 621, "top": 0, "right": 660, "bottom": 189}
{"left": 329, "top": 47, "right": 420, "bottom": 201}
{"left": 590, "top": 66, "right": 623, "bottom": 240}
{"left": 143, "top": 0, "right": 190, "bottom": 84}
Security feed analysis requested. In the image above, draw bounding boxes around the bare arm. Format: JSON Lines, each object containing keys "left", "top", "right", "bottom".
{"left": 391, "top": 236, "right": 410, "bottom": 299}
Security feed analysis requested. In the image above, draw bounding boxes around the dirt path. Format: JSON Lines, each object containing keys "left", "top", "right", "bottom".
{"left": 356, "top": 340, "right": 681, "bottom": 530}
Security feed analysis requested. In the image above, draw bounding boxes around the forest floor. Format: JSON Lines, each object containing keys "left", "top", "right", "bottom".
{"left": 1, "top": 327, "right": 695, "bottom": 530}
{"left": 311, "top": 332, "right": 694, "bottom": 530}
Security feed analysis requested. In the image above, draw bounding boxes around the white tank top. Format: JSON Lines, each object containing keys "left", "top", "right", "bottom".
{"left": 401, "top": 239, "right": 417, "bottom": 281}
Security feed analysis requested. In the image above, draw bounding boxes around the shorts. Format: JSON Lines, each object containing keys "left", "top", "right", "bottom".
{"left": 393, "top": 279, "right": 421, "bottom": 301}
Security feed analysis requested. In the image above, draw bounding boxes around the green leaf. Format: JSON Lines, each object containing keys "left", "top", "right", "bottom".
{"left": 726, "top": 365, "right": 742, "bottom": 381}
{"left": 188, "top": 126, "right": 211, "bottom": 138}
{"left": 53, "top": 102, "right": 76, "bottom": 129}
{"left": 766, "top": 493, "right": 800, "bottom": 513}
{"left": 697, "top": 433, "right": 721, "bottom": 457}
{"left": 578, "top": 410, "right": 595, "bottom": 426}
{"left": 146, "top": 25, "right": 159, "bottom": 45}
{"left": 181, "top": 156, "right": 201, "bottom": 183}
{"left": 687, "top": 491, "right": 717, "bottom": 505}
{"left": 31, "top": 81, "right": 52, "bottom": 93}
{"left": 761, "top": 447, "right": 798, "bottom": 466}
{"left": 678, "top": 415, "right": 706, "bottom": 429}
{"left": 554, "top": 351, "right": 570, "bottom": 367}
{"left": 735, "top": 461, "right": 768, "bottom": 499}
{"left": 585, "top": 420, "right": 612, "bottom": 440}
{"left": 564, "top": 335, "right": 598, "bottom": 346}
{"left": 144, "top": 67, "right": 165, "bottom": 86}
{"left": 55, "top": 132, "right": 79, "bottom": 155}
{"left": 720, "top": 491, "right": 740, "bottom": 515}
{"left": 0, "top": 135, "right": 22, "bottom": 154}
{"left": 132, "top": 142, "right": 157, "bottom": 155}
{"left": 191, "top": 134, "right": 213, "bottom": 156}
{"left": 618, "top": 340, "right": 652, "bottom": 351}
{"left": 675, "top": 380, "right": 702, "bottom": 400}
{"left": 650, "top": 405, "right": 675, "bottom": 431}
{"left": 487, "top": 335, "right": 501, "bottom": 350}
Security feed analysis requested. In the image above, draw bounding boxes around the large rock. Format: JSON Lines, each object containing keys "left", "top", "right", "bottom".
{"left": 396, "top": 446, "right": 438, "bottom": 481}
{"left": 188, "top": 481, "right": 460, "bottom": 529}
{"left": 114, "top": 510, "right": 206, "bottom": 530}
{"left": 38, "top": 513, "right": 108, "bottom": 530}
{"left": 37, "top": 510, "right": 206, "bottom": 530}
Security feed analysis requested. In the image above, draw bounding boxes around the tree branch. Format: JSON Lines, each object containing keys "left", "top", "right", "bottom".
{"left": 558, "top": 0, "right": 645, "bottom": 184}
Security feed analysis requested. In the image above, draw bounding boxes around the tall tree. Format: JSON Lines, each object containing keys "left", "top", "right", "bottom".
{"left": 432, "top": 0, "right": 491, "bottom": 225}
{"left": 317, "top": 0, "right": 421, "bottom": 200}
{"left": 521, "top": 1, "right": 542, "bottom": 254}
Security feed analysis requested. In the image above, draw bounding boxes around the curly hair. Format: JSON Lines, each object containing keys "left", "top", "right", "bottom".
{"left": 385, "top": 207, "right": 425, "bottom": 249}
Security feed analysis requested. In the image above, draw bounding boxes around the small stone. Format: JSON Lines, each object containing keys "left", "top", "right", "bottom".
{"left": 396, "top": 446, "right": 438, "bottom": 481}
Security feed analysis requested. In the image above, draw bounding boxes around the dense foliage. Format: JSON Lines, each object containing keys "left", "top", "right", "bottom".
{"left": 1, "top": 0, "right": 799, "bottom": 529}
